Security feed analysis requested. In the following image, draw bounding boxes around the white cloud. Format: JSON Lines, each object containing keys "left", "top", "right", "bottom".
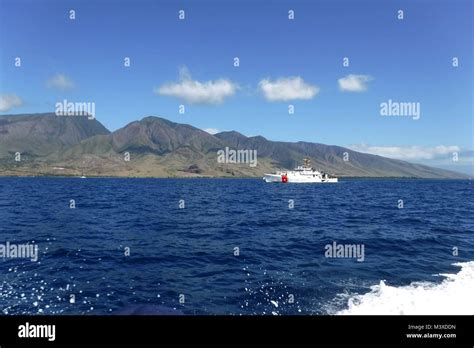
{"left": 349, "top": 144, "right": 461, "bottom": 160}
{"left": 0, "top": 94, "right": 23, "bottom": 112}
{"left": 259, "top": 76, "right": 319, "bottom": 101}
{"left": 338, "top": 74, "right": 373, "bottom": 92}
{"left": 46, "top": 74, "right": 75, "bottom": 90}
{"left": 203, "top": 128, "right": 220, "bottom": 135}
{"left": 155, "top": 67, "right": 238, "bottom": 105}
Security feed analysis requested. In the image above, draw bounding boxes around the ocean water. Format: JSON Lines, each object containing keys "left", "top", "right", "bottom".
{"left": 0, "top": 178, "right": 472, "bottom": 315}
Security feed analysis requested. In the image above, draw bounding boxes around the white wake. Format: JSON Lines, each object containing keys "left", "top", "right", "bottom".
{"left": 337, "top": 262, "right": 474, "bottom": 315}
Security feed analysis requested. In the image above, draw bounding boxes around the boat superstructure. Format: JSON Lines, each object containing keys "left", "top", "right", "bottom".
{"left": 263, "top": 159, "right": 338, "bottom": 183}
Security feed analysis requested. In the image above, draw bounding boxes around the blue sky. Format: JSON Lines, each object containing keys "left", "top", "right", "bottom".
{"left": 0, "top": 0, "right": 472, "bottom": 173}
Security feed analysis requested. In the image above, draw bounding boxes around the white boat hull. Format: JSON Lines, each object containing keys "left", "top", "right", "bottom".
{"left": 263, "top": 173, "right": 338, "bottom": 183}
{"left": 263, "top": 174, "right": 284, "bottom": 183}
{"left": 263, "top": 159, "right": 338, "bottom": 183}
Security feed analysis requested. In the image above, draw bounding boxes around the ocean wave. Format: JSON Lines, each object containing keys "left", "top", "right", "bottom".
{"left": 336, "top": 261, "right": 474, "bottom": 315}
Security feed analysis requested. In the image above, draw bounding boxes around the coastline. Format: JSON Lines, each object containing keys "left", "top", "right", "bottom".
{"left": 0, "top": 174, "right": 470, "bottom": 180}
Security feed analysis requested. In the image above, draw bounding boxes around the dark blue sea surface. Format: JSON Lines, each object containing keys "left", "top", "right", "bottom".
{"left": 0, "top": 178, "right": 472, "bottom": 315}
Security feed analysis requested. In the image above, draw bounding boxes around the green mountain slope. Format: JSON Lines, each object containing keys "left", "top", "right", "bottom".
{"left": 0, "top": 113, "right": 467, "bottom": 178}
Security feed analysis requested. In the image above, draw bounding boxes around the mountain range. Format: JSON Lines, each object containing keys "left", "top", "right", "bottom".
{"left": 0, "top": 113, "right": 467, "bottom": 178}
